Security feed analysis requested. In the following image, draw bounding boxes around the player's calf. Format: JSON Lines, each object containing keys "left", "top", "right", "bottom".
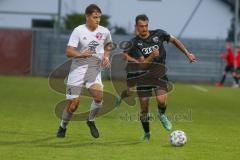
{"left": 86, "top": 100, "right": 102, "bottom": 138}
{"left": 56, "top": 99, "right": 78, "bottom": 138}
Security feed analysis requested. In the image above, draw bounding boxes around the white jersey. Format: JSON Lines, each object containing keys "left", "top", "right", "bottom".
{"left": 66, "top": 25, "right": 112, "bottom": 99}
{"left": 67, "top": 24, "right": 112, "bottom": 60}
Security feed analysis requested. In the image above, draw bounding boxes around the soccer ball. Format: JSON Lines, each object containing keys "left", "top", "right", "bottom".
{"left": 170, "top": 130, "right": 187, "bottom": 146}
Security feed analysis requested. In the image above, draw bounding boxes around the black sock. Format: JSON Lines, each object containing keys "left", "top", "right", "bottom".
{"left": 140, "top": 114, "right": 149, "bottom": 133}
{"left": 120, "top": 90, "right": 129, "bottom": 99}
{"left": 234, "top": 77, "right": 239, "bottom": 84}
{"left": 158, "top": 105, "right": 166, "bottom": 116}
{"left": 220, "top": 75, "right": 226, "bottom": 84}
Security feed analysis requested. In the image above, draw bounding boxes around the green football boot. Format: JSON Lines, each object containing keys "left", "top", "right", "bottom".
{"left": 115, "top": 95, "right": 122, "bottom": 107}
{"left": 158, "top": 114, "right": 172, "bottom": 131}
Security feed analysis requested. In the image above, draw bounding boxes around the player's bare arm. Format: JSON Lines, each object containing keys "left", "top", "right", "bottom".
{"left": 102, "top": 42, "right": 113, "bottom": 68}
{"left": 169, "top": 35, "right": 196, "bottom": 63}
{"left": 121, "top": 51, "right": 157, "bottom": 67}
{"left": 137, "top": 48, "right": 159, "bottom": 63}
{"left": 122, "top": 52, "right": 139, "bottom": 63}
{"left": 135, "top": 48, "right": 160, "bottom": 69}
{"left": 66, "top": 46, "right": 93, "bottom": 58}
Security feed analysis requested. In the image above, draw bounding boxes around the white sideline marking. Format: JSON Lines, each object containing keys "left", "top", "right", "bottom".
{"left": 191, "top": 85, "right": 208, "bottom": 92}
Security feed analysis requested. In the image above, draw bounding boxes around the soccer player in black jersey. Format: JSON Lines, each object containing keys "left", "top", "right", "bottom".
{"left": 116, "top": 14, "right": 196, "bottom": 140}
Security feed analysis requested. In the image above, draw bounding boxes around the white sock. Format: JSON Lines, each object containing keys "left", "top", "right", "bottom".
{"left": 88, "top": 100, "right": 102, "bottom": 121}
{"left": 60, "top": 106, "right": 72, "bottom": 129}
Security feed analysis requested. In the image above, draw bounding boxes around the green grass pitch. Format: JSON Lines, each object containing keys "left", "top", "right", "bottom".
{"left": 0, "top": 76, "right": 239, "bottom": 160}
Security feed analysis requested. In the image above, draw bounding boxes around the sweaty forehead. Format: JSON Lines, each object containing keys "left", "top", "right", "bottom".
{"left": 137, "top": 20, "right": 148, "bottom": 26}
{"left": 90, "top": 12, "right": 101, "bottom": 17}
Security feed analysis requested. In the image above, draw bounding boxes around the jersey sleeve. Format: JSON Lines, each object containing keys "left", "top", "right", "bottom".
{"left": 104, "top": 29, "right": 112, "bottom": 45}
{"left": 67, "top": 28, "right": 80, "bottom": 47}
{"left": 157, "top": 29, "right": 171, "bottom": 43}
{"left": 127, "top": 40, "right": 142, "bottom": 59}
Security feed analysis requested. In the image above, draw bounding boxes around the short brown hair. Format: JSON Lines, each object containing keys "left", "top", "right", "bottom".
{"left": 135, "top": 14, "right": 149, "bottom": 24}
{"left": 85, "top": 4, "right": 102, "bottom": 15}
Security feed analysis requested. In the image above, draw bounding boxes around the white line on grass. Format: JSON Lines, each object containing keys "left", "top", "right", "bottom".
{"left": 191, "top": 85, "right": 208, "bottom": 93}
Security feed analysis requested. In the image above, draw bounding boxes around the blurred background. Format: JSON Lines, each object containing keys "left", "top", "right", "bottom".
{"left": 0, "top": 0, "right": 239, "bottom": 84}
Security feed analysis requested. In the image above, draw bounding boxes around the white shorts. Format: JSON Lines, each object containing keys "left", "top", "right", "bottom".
{"left": 66, "top": 64, "right": 103, "bottom": 100}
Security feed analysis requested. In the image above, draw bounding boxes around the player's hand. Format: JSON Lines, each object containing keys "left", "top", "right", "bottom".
{"left": 132, "top": 59, "right": 139, "bottom": 63}
{"left": 122, "top": 53, "right": 139, "bottom": 63}
{"left": 122, "top": 53, "right": 128, "bottom": 60}
{"left": 152, "top": 48, "right": 160, "bottom": 57}
{"left": 187, "top": 53, "right": 196, "bottom": 63}
{"left": 102, "top": 56, "right": 110, "bottom": 68}
{"left": 82, "top": 48, "right": 93, "bottom": 58}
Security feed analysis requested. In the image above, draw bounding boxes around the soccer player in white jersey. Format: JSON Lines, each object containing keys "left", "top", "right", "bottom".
{"left": 57, "top": 4, "right": 112, "bottom": 138}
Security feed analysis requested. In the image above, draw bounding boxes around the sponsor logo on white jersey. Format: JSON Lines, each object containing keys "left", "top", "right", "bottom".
{"left": 88, "top": 40, "right": 99, "bottom": 54}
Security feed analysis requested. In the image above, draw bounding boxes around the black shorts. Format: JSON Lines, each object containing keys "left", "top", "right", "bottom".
{"left": 136, "top": 75, "right": 169, "bottom": 97}
{"left": 126, "top": 72, "right": 170, "bottom": 97}
{"left": 126, "top": 72, "right": 146, "bottom": 87}
{"left": 225, "top": 66, "right": 234, "bottom": 73}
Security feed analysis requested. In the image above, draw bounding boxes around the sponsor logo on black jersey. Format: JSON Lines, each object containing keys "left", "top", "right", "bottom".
{"left": 142, "top": 45, "right": 159, "bottom": 55}
{"left": 152, "top": 36, "right": 159, "bottom": 43}
{"left": 88, "top": 40, "right": 99, "bottom": 54}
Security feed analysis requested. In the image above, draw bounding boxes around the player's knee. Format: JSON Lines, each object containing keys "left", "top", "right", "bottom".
{"left": 156, "top": 95, "right": 167, "bottom": 107}
{"left": 68, "top": 98, "right": 79, "bottom": 112}
{"left": 90, "top": 87, "right": 103, "bottom": 103}
{"left": 93, "top": 98, "right": 103, "bottom": 104}
{"left": 92, "top": 94, "right": 103, "bottom": 104}
{"left": 68, "top": 106, "right": 77, "bottom": 113}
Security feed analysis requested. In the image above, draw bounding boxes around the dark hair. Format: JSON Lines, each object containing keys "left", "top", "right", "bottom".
{"left": 135, "top": 14, "right": 149, "bottom": 24}
{"left": 85, "top": 4, "right": 102, "bottom": 15}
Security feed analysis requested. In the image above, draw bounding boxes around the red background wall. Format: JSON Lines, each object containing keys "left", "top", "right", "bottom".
{"left": 0, "top": 29, "right": 32, "bottom": 74}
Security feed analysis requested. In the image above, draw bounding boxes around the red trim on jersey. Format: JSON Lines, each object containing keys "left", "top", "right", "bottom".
{"left": 236, "top": 50, "right": 240, "bottom": 67}
{"left": 223, "top": 48, "right": 235, "bottom": 67}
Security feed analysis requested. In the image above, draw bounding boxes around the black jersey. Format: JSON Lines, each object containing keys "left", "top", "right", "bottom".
{"left": 128, "top": 29, "right": 170, "bottom": 64}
